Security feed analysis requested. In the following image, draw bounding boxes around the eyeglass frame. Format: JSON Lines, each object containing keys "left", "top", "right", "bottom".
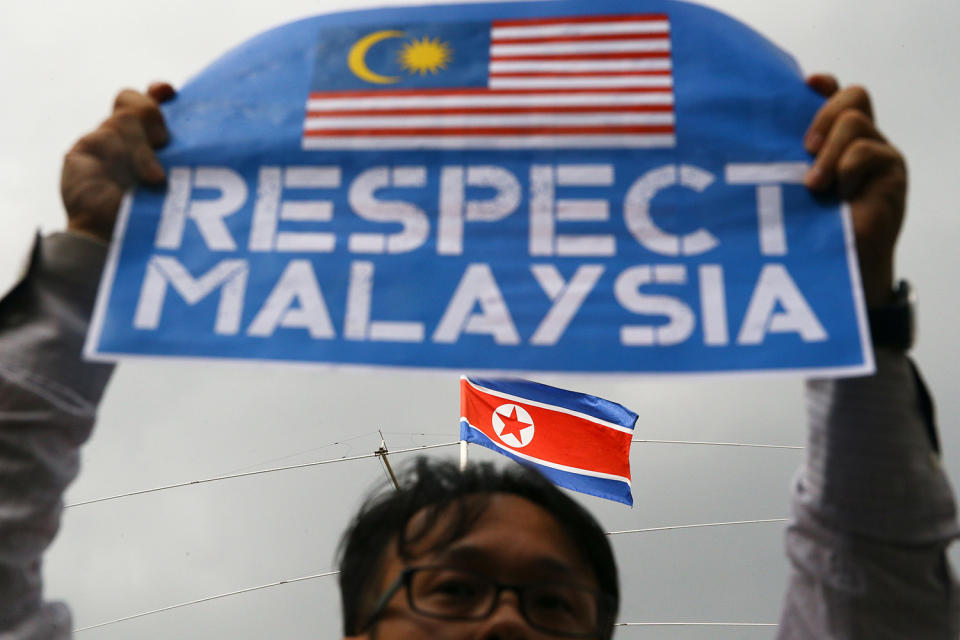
{"left": 359, "top": 564, "right": 612, "bottom": 638}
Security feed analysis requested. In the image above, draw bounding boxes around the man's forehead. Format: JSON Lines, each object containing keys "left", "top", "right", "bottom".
{"left": 432, "top": 541, "right": 584, "bottom": 578}
{"left": 401, "top": 493, "right": 595, "bottom": 579}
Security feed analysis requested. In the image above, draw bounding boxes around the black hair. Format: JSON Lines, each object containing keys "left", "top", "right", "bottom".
{"left": 337, "top": 457, "right": 619, "bottom": 638}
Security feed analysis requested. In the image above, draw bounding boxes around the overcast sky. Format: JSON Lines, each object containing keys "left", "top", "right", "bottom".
{"left": 2, "top": 0, "right": 959, "bottom": 638}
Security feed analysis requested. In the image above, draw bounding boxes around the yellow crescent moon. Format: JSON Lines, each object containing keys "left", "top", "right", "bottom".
{"left": 348, "top": 30, "right": 405, "bottom": 84}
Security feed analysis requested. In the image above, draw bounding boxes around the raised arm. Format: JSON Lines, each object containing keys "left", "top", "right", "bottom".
{"left": 778, "top": 76, "right": 960, "bottom": 638}
{"left": 0, "top": 84, "right": 172, "bottom": 638}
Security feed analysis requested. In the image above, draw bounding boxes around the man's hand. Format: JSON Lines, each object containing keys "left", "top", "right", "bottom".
{"left": 61, "top": 82, "right": 175, "bottom": 243}
{"left": 803, "top": 74, "right": 906, "bottom": 307}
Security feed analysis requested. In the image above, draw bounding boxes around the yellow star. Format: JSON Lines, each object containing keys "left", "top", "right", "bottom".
{"left": 398, "top": 36, "right": 453, "bottom": 76}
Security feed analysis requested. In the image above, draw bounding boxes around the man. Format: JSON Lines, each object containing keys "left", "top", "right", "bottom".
{"left": 338, "top": 458, "right": 619, "bottom": 639}
{"left": 0, "top": 71, "right": 957, "bottom": 638}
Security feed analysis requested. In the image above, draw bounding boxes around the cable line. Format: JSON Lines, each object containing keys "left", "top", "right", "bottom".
{"left": 66, "top": 438, "right": 791, "bottom": 632}
{"left": 71, "top": 569, "right": 780, "bottom": 633}
{"left": 70, "top": 515, "right": 787, "bottom": 632}
{"left": 218, "top": 430, "right": 381, "bottom": 475}
{"left": 632, "top": 438, "right": 802, "bottom": 450}
{"left": 71, "top": 564, "right": 778, "bottom": 634}
{"left": 65, "top": 441, "right": 459, "bottom": 509}
{"left": 72, "top": 570, "right": 341, "bottom": 633}
{"left": 65, "top": 435, "right": 798, "bottom": 509}
{"left": 607, "top": 518, "right": 789, "bottom": 535}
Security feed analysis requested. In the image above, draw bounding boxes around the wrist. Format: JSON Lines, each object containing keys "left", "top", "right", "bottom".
{"left": 860, "top": 255, "right": 895, "bottom": 307}
{"left": 67, "top": 217, "right": 113, "bottom": 245}
{"left": 867, "top": 279, "right": 914, "bottom": 351}
{"left": 39, "top": 232, "right": 110, "bottom": 292}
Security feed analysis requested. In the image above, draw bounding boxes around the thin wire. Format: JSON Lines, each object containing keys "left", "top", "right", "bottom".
{"left": 65, "top": 441, "right": 459, "bottom": 509}
{"left": 392, "top": 431, "right": 455, "bottom": 437}
{"left": 65, "top": 438, "right": 790, "bottom": 632}
{"left": 616, "top": 622, "right": 777, "bottom": 627}
{"left": 218, "top": 430, "right": 381, "bottom": 475}
{"left": 607, "top": 518, "right": 789, "bottom": 535}
{"left": 72, "top": 564, "right": 776, "bottom": 634}
{"left": 67, "top": 435, "right": 798, "bottom": 509}
{"left": 71, "top": 516, "right": 788, "bottom": 632}
{"left": 72, "top": 570, "right": 341, "bottom": 633}
{"left": 632, "top": 438, "right": 802, "bottom": 450}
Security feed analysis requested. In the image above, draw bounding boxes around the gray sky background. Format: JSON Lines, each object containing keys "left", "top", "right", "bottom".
{"left": 1, "top": 0, "right": 959, "bottom": 637}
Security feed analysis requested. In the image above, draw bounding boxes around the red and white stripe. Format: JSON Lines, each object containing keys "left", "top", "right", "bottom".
{"left": 302, "top": 13, "right": 674, "bottom": 150}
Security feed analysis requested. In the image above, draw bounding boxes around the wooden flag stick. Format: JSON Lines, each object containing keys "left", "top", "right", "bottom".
{"left": 377, "top": 430, "right": 400, "bottom": 491}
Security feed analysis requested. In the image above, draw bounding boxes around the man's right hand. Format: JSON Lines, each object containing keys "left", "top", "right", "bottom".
{"left": 61, "top": 82, "right": 175, "bottom": 243}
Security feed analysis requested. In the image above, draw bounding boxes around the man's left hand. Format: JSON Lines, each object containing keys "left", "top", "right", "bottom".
{"left": 804, "top": 74, "right": 907, "bottom": 307}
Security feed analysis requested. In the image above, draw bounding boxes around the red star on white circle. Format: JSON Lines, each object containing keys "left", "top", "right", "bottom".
{"left": 492, "top": 404, "right": 535, "bottom": 448}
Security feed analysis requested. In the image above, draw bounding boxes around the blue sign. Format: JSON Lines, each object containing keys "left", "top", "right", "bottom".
{"left": 85, "top": 0, "right": 873, "bottom": 376}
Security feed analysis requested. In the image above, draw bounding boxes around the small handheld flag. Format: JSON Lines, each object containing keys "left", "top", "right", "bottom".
{"left": 460, "top": 376, "right": 637, "bottom": 505}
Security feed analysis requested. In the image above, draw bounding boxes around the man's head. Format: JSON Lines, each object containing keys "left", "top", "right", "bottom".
{"left": 338, "top": 458, "right": 619, "bottom": 639}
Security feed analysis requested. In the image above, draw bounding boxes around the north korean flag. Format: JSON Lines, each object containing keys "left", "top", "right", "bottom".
{"left": 460, "top": 377, "right": 637, "bottom": 505}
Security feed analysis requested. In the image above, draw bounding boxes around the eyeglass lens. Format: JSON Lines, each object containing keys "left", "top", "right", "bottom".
{"left": 408, "top": 567, "right": 600, "bottom": 636}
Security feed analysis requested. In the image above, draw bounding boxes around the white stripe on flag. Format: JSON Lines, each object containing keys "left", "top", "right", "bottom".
{"left": 491, "top": 20, "right": 669, "bottom": 39}
{"left": 490, "top": 59, "right": 672, "bottom": 72}
{"left": 491, "top": 39, "right": 670, "bottom": 56}
{"left": 461, "top": 377, "right": 635, "bottom": 433}
{"left": 488, "top": 76, "right": 672, "bottom": 89}
{"left": 306, "top": 92, "right": 675, "bottom": 111}
{"left": 302, "top": 134, "right": 676, "bottom": 149}
{"left": 462, "top": 421, "right": 633, "bottom": 485}
{"left": 304, "top": 112, "right": 675, "bottom": 129}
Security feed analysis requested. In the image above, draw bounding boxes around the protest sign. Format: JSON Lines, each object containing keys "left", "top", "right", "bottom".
{"left": 85, "top": 0, "right": 873, "bottom": 376}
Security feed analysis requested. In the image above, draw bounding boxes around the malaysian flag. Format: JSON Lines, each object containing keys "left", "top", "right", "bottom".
{"left": 303, "top": 13, "right": 675, "bottom": 150}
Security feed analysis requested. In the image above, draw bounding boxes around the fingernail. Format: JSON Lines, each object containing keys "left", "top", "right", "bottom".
{"left": 148, "top": 160, "right": 166, "bottom": 182}
{"left": 805, "top": 166, "right": 823, "bottom": 189}
{"left": 805, "top": 131, "right": 823, "bottom": 153}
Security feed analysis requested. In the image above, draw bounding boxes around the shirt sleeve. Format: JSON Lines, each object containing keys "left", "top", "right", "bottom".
{"left": 0, "top": 232, "right": 114, "bottom": 639}
{"left": 778, "top": 349, "right": 960, "bottom": 639}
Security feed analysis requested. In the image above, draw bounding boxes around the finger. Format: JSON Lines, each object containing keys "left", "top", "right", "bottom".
{"left": 75, "top": 112, "right": 165, "bottom": 186}
{"left": 69, "top": 127, "right": 139, "bottom": 188}
{"left": 805, "top": 108, "right": 884, "bottom": 190}
{"left": 103, "top": 110, "right": 167, "bottom": 183}
{"left": 804, "top": 84, "right": 874, "bottom": 154}
{"left": 835, "top": 138, "right": 906, "bottom": 202}
{"left": 806, "top": 73, "right": 839, "bottom": 98}
{"left": 61, "top": 151, "right": 123, "bottom": 207}
{"left": 60, "top": 152, "right": 125, "bottom": 240}
{"left": 113, "top": 88, "right": 170, "bottom": 147}
{"left": 147, "top": 81, "right": 176, "bottom": 103}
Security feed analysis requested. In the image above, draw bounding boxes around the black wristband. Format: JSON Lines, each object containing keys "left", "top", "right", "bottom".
{"left": 867, "top": 280, "right": 914, "bottom": 350}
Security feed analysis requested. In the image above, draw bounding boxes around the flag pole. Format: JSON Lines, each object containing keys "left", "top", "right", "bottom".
{"left": 459, "top": 376, "right": 468, "bottom": 471}
{"left": 377, "top": 430, "right": 400, "bottom": 491}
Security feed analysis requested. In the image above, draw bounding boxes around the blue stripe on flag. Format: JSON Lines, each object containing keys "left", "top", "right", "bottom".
{"left": 467, "top": 378, "right": 638, "bottom": 430}
{"left": 460, "top": 420, "right": 633, "bottom": 506}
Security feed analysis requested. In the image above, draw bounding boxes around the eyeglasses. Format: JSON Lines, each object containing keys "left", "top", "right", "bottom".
{"left": 362, "top": 565, "right": 610, "bottom": 638}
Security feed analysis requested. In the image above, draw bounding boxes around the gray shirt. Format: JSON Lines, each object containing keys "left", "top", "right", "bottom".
{"left": 0, "top": 233, "right": 957, "bottom": 638}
